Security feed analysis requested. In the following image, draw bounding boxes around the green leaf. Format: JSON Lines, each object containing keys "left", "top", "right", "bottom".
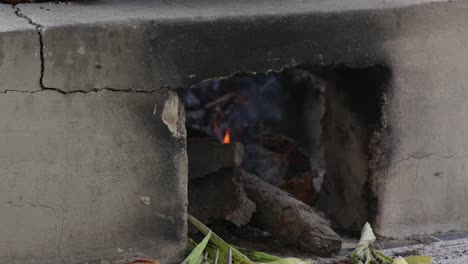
{"left": 188, "top": 214, "right": 254, "bottom": 264}
{"left": 182, "top": 230, "right": 212, "bottom": 264}
{"left": 350, "top": 223, "right": 433, "bottom": 264}
{"left": 187, "top": 238, "right": 198, "bottom": 252}
{"left": 404, "top": 256, "right": 432, "bottom": 264}
{"left": 350, "top": 223, "right": 392, "bottom": 264}
{"left": 374, "top": 250, "right": 394, "bottom": 263}
{"left": 187, "top": 214, "right": 312, "bottom": 264}
{"left": 236, "top": 247, "right": 281, "bottom": 263}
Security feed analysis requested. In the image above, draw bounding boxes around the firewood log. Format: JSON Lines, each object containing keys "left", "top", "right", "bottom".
{"left": 240, "top": 170, "right": 342, "bottom": 256}
{"left": 189, "top": 168, "right": 255, "bottom": 227}
{"left": 187, "top": 138, "right": 243, "bottom": 179}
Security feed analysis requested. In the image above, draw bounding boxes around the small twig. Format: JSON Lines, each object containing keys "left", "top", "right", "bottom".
{"left": 205, "top": 93, "right": 236, "bottom": 109}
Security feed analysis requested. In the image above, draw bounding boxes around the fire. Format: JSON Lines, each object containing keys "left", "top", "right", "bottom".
{"left": 223, "top": 130, "right": 230, "bottom": 144}
{"left": 213, "top": 121, "right": 231, "bottom": 144}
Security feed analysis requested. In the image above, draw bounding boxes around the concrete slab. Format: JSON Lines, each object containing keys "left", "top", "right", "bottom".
{"left": 11, "top": 0, "right": 451, "bottom": 93}
{"left": 0, "top": 0, "right": 467, "bottom": 260}
{"left": 16, "top": 0, "right": 451, "bottom": 26}
{"left": 384, "top": 238, "right": 468, "bottom": 264}
{"left": 372, "top": 1, "right": 468, "bottom": 237}
{"left": 6, "top": 0, "right": 468, "bottom": 239}
{"left": 0, "top": 4, "right": 33, "bottom": 32}
{"left": 0, "top": 5, "right": 41, "bottom": 92}
{"left": 0, "top": 89, "right": 187, "bottom": 264}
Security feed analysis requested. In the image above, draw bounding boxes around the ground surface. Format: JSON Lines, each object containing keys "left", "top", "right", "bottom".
{"left": 332, "top": 233, "right": 468, "bottom": 264}
{"left": 204, "top": 224, "right": 468, "bottom": 264}
{"left": 383, "top": 235, "right": 468, "bottom": 264}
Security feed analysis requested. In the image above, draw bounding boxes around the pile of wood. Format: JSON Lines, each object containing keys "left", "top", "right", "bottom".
{"left": 188, "top": 138, "right": 342, "bottom": 257}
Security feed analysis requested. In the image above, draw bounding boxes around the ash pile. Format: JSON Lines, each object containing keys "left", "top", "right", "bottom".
{"left": 178, "top": 67, "right": 342, "bottom": 257}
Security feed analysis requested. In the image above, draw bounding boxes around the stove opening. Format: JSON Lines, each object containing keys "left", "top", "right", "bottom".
{"left": 178, "top": 64, "right": 390, "bottom": 256}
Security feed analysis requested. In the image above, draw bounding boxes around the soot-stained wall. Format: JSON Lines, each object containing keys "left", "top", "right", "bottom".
{"left": 316, "top": 65, "right": 390, "bottom": 233}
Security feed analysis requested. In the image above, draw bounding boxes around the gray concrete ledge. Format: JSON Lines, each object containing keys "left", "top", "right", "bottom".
{"left": 1, "top": 1, "right": 468, "bottom": 263}
{"left": 0, "top": 5, "right": 33, "bottom": 32}
{"left": 14, "top": 0, "right": 451, "bottom": 26}
{"left": 0, "top": 0, "right": 454, "bottom": 93}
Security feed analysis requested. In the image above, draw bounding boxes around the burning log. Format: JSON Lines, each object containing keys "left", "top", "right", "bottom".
{"left": 189, "top": 168, "right": 256, "bottom": 227}
{"left": 240, "top": 170, "right": 342, "bottom": 257}
{"left": 188, "top": 138, "right": 253, "bottom": 226}
{"left": 187, "top": 138, "right": 243, "bottom": 179}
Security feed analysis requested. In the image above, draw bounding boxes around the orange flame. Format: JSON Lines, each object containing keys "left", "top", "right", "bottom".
{"left": 213, "top": 121, "right": 230, "bottom": 144}
{"left": 223, "top": 130, "right": 230, "bottom": 144}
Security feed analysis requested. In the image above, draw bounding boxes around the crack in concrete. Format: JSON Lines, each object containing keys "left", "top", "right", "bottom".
{"left": 0, "top": 200, "right": 66, "bottom": 263}
{"left": 157, "top": 140, "right": 179, "bottom": 178}
{"left": 57, "top": 216, "right": 65, "bottom": 263}
{"left": 392, "top": 151, "right": 468, "bottom": 166}
{"left": 154, "top": 212, "right": 176, "bottom": 224}
{"left": 0, "top": 87, "right": 164, "bottom": 95}
{"left": 9, "top": 5, "right": 166, "bottom": 95}
{"left": 410, "top": 159, "right": 421, "bottom": 200}
{"left": 5, "top": 7, "right": 179, "bottom": 263}
{"left": 12, "top": 4, "right": 45, "bottom": 89}
{"left": 0, "top": 200, "right": 58, "bottom": 216}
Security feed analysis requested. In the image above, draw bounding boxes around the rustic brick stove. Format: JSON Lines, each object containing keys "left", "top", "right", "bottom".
{"left": 0, "top": 0, "right": 467, "bottom": 263}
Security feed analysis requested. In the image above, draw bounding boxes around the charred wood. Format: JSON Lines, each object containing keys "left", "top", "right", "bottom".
{"left": 188, "top": 138, "right": 243, "bottom": 179}
{"left": 240, "top": 170, "right": 342, "bottom": 256}
{"left": 189, "top": 168, "right": 255, "bottom": 227}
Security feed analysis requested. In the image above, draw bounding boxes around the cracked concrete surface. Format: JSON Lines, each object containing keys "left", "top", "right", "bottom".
{"left": 11, "top": 0, "right": 454, "bottom": 26}
{"left": 373, "top": 0, "right": 468, "bottom": 234}
{"left": 0, "top": 4, "right": 33, "bottom": 32}
{"left": 0, "top": 5, "right": 191, "bottom": 263}
{"left": 1, "top": 0, "right": 468, "bottom": 262}
{"left": 0, "top": 200, "right": 66, "bottom": 261}
{"left": 383, "top": 236, "right": 468, "bottom": 264}
{"left": 12, "top": 4, "right": 47, "bottom": 91}
{"left": 0, "top": 0, "right": 455, "bottom": 93}
{"left": 0, "top": 6, "right": 39, "bottom": 93}
{"left": 0, "top": 90, "right": 188, "bottom": 264}
{"left": 9, "top": 3, "right": 168, "bottom": 95}
{"left": 1, "top": 4, "right": 189, "bottom": 262}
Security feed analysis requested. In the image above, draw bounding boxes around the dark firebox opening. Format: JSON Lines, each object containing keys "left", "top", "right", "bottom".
{"left": 179, "top": 64, "right": 390, "bottom": 255}
{"left": 315, "top": 65, "right": 390, "bottom": 236}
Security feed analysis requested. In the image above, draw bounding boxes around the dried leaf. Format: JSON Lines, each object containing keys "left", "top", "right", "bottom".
{"left": 404, "top": 256, "right": 432, "bottom": 264}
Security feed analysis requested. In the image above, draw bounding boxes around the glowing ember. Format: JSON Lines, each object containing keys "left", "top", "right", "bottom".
{"left": 223, "top": 130, "right": 230, "bottom": 144}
